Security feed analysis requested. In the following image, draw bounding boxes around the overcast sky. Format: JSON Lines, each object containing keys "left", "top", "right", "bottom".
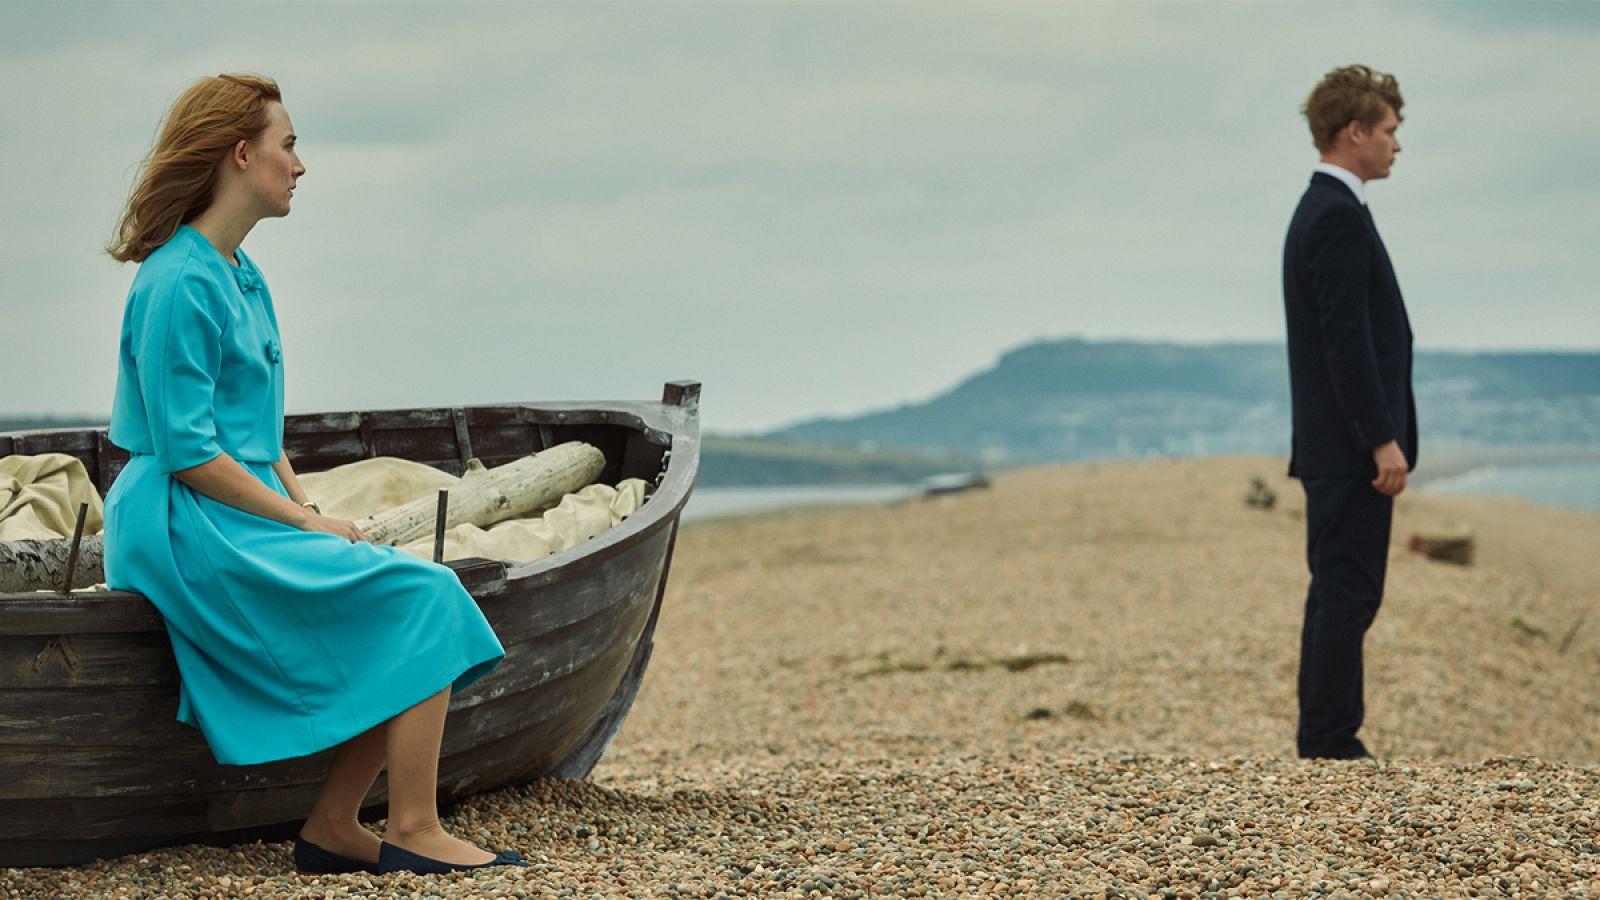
{"left": 3, "top": 1, "right": 1597, "bottom": 433}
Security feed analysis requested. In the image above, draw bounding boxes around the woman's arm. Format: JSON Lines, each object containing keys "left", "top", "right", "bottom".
{"left": 272, "top": 456, "right": 310, "bottom": 506}
{"left": 175, "top": 453, "right": 366, "bottom": 542}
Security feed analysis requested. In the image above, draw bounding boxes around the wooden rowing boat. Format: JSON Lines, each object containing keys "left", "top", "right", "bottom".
{"left": 0, "top": 381, "right": 701, "bottom": 867}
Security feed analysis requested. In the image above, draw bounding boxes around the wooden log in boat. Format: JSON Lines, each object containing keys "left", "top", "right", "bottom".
{"left": 0, "top": 443, "right": 608, "bottom": 591}
{"left": 0, "top": 535, "right": 106, "bottom": 593}
{"left": 0, "top": 381, "right": 701, "bottom": 867}
{"left": 358, "top": 441, "right": 606, "bottom": 547}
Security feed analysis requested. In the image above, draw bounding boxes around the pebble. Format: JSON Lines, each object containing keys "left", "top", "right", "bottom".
{"left": 5, "top": 460, "right": 1598, "bottom": 896}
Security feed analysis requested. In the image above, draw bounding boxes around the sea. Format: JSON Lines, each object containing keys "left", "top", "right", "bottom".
{"left": 1420, "top": 459, "right": 1600, "bottom": 513}
{"left": 682, "top": 484, "right": 916, "bottom": 522}
{"left": 683, "top": 459, "right": 1600, "bottom": 522}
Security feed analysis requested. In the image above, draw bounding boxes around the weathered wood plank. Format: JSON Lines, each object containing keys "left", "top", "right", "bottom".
{"left": 481, "top": 536, "right": 666, "bottom": 647}
{"left": 361, "top": 408, "right": 455, "bottom": 430}
{"left": 621, "top": 429, "right": 669, "bottom": 483}
{"left": 0, "top": 742, "right": 325, "bottom": 800}
{"left": 455, "top": 588, "right": 650, "bottom": 712}
{"left": 0, "top": 686, "right": 189, "bottom": 746}
{"left": 0, "top": 594, "right": 166, "bottom": 635}
{"left": 103, "top": 454, "right": 129, "bottom": 491}
{"left": 0, "top": 632, "right": 177, "bottom": 689}
{"left": 358, "top": 412, "right": 377, "bottom": 459}
{"left": 539, "top": 425, "right": 628, "bottom": 484}
{"left": 0, "top": 795, "right": 215, "bottom": 844}
{"left": 282, "top": 431, "right": 366, "bottom": 471}
{"left": 451, "top": 407, "right": 474, "bottom": 466}
{"left": 465, "top": 424, "right": 540, "bottom": 460}
{"left": 283, "top": 411, "right": 362, "bottom": 433}
{"left": 0, "top": 637, "right": 634, "bottom": 803}
{"left": 0, "top": 711, "right": 596, "bottom": 864}
{"left": 94, "top": 431, "right": 113, "bottom": 494}
{"left": 0, "top": 622, "right": 631, "bottom": 758}
{"left": 13, "top": 430, "right": 99, "bottom": 454}
{"left": 464, "top": 406, "right": 539, "bottom": 428}
{"left": 367, "top": 427, "right": 458, "bottom": 461}
{"left": 0, "top": 558, "right": 506, "bottom": 634}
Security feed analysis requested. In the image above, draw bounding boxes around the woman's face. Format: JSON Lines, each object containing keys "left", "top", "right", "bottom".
{"left": 245, "top": 102, "right": 304, "bottom": 218}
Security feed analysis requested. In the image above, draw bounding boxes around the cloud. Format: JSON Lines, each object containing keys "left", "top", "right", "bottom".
{"left": 1, "top": 1, "right": 1595, "bottom": 432}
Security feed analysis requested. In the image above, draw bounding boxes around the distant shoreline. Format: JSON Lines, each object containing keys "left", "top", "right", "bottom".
{"left": 683, "top": 448, "right": 1600, "bottom": 523}
{"left": 1409, "top": 445, "right": 1600, "bottom": 487}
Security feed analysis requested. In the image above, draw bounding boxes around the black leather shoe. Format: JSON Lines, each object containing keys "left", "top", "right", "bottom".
{"left": 378, "top": 841, "right": 530, "bottom": 874}
{"left": 294, "top": 834, "right": 380, "bottom": 874}
{"left": 1298, "top": 736, "right": 1371, "bottom": 760}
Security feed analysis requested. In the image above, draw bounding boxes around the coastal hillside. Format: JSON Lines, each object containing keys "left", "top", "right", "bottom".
{"left": 772, "top": 339, "right": 1600, "bottom": 463}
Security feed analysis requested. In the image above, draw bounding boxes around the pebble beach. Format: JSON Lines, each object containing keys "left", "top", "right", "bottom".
{"left": 6, "top": 456, "right": 1599, "bottom": 898}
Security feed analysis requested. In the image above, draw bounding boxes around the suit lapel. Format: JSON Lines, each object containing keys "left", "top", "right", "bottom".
{"left": 1360, "top": 203, "right": 1412, "bottom": 337}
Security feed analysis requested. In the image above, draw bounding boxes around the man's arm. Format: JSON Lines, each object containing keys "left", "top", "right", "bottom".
{"left": 1307, "top": 205, "right": 1400, "bottom": 490}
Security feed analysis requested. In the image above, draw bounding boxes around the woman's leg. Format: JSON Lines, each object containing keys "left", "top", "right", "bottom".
{"left": 382, "top": 686, "right": 496, "bottom": 865}
{"left": 299, "top": 723, "right": 387, "bottom": 862}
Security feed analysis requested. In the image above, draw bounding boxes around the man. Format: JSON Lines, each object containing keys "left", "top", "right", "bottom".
{"left": 1282, "top": 64, "right": 1416, "bottom": 760}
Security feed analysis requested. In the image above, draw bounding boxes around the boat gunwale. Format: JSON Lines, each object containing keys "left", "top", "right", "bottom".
{"left": 0, "top": 395, "right": 700, "bottom": 613}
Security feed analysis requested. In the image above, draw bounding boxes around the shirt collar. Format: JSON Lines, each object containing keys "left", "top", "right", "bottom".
{"left": 1313, "top": 162, "right": 1367, "bottom": 205}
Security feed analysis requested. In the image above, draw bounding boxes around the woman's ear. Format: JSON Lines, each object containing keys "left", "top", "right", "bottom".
{"left": 231, "top": 138, "right": 251, "bottom": 170}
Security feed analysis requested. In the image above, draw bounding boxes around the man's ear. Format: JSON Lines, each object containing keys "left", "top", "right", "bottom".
{"left": 1343, "top": 118, "right": 1368, "bottom": 146}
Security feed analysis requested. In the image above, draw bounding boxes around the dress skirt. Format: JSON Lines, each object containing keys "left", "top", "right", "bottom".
{"left": 104, "top": 454, "right": 505, "bottom": 766}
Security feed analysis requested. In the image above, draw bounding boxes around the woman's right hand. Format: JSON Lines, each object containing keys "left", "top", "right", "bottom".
{"left": 300, "top": 513, "right": 369, "bottom": 543}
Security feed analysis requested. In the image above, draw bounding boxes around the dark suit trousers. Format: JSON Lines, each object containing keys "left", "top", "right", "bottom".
{"left": 1297, "top": 476, "right": 1393, "bottom": 758}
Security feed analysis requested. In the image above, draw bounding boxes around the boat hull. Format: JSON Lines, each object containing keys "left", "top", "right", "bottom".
{"left": 0, "top": 385, "right": 700, "bottom": 867}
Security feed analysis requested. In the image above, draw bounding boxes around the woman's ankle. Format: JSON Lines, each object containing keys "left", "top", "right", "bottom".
{"left": 383, "top": 816, "right": 445, "bottom": 842}
{"left": 301, "top": 811, "right": 364, "bottom": 840}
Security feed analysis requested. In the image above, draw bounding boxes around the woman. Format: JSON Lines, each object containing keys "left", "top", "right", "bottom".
{"left": 103, "top": 74, "right": 525, "bottom": 875}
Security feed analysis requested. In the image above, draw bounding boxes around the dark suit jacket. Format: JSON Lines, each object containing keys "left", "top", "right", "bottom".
{"left": 1282, "top": 172, "right": 1417, "bottom": 478}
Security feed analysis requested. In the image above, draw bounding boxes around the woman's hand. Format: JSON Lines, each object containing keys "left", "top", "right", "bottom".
{"left": 300, "top": 513, "right": 369, "bottom": 543}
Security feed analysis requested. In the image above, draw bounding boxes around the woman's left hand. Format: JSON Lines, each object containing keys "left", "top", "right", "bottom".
{"left": 300, "top": 513, "right": 369, "bottom": 543}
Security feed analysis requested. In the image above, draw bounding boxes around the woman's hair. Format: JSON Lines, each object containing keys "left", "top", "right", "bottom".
{"left": 107, "top": 74, "right": 282, "bottom": 263}
{"left": 1301, "top": 65, "right": 1403, "bottom": 153}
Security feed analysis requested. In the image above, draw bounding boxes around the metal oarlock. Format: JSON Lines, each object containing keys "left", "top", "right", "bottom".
{"left": 433, "top": 489, "right": 449, "bottom": 564}
{"left": 60, "top": 502, "right": 89, "bottom": 596}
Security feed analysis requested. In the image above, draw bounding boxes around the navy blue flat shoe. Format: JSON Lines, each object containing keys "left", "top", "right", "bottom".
{"left": 378, "top": 841, "right": 530, "bottom": 874}
{"left": 294, "top": 834, "right": 380, "bottom": 874}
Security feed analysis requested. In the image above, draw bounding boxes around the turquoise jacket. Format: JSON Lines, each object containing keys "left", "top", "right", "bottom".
{"left": 109, "top": 225, "right": 285, "bottom": 471}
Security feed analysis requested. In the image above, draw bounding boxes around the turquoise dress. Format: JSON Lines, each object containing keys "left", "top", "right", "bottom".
{"left": 104, "top": 225, "right": 504, "bottom": 766}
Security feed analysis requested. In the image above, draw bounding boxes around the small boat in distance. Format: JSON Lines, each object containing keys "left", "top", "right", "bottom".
{"left": 0, "top": 381, "right": 701, "bottom": 868}
{"left": 919, "top": 471, "right": 991, "bottom": 498}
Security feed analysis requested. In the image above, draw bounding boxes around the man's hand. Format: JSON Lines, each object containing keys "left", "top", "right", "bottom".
{"left": 1371, "top": 440, "right": 1408, "bottom": 497}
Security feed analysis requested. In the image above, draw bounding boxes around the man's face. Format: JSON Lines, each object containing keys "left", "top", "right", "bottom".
{"left": 1353, "top": 105, "right": 1401, "bottom": 181}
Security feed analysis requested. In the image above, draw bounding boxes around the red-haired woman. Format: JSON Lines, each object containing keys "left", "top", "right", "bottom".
{"left": 104, "top": 74, "right": 524, "bottom": 875}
